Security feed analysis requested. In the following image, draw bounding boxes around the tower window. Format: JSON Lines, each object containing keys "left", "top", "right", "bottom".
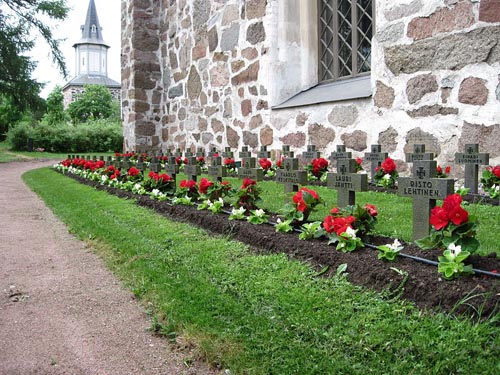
{"left": 91, "top": 24, "right": 96, "bottom": 33}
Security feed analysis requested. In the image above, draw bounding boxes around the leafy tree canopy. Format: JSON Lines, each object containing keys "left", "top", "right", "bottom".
{"left": 67, "top": 85, "right": 114, "bottom": 123}
{"left": 44, "top": 85, "right": 66, "bottom": 125}
{"left": 0, "top": 0, "right": 68, "bottom": 111}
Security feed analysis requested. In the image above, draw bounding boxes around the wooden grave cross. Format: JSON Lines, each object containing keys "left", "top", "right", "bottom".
{"left": 398, "top": 160, "right": 454, "bottom": 241}
{"left": 364, "top": 144, "right": 388, "bottom": 183}
{"left": 330, "top": 145, "right": 352, "bottom": 169}
{"left": 276, "top": 155, "right": 307, "bottom": 194}
{"left": 208, "top": 156, "right": 227, "bottom": 182}
{"left": 327, "top": 158, "right": 368, "bottom": 208}
{"left": 455, "top": 143, "right": 489, "bottom": 194}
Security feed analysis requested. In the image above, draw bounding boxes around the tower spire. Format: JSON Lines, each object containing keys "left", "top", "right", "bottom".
{"left": 75, "top": 0, "right": 109, "bottom": 47}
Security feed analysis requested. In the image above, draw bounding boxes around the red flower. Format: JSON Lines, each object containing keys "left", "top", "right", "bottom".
{"left": 330, "top": 207, "right": 340, "bottom": 215}
{"left": 365, "top": 204, "right": 378, "bottom": 217}
{"left": 241, "top": 178, "right": 257, "bottom": 189}
{"left": 447, "top": 206, "right": 469, "bottom": 226}
{"left": 199, "top": 178, "right": 214, "bottom": 194}
{"left": 311, "top": 158, "right": 329, "bottom": 177}
{"left": 442, "top": 194, "right": 462, "bottom": 212}
{"left": 493, "top": 166, "right": 500, "bottom": 178}
{"left": 356, "top": 157, "right": 362, "bottom": 165}
{"left": 323, "top": 215, "right": 355, "bottom": 236}
{"left": 259, "top": 158, "right": 272, "bottom": 171}
{"left": 445, "top": 166, "right": 451, "bottom": 174}
{"left": 176, "top": 156, "right": 187, "bottom": 165}
{"left": 292, "top": 188, "right": 320, "bottom": 212}
{"left": 276, "top": 157, "right": 285, "bottom": 169}
{"left": 158, "top": 173, "right": 172, "bottom": 183}
{"left": 197, "top": 156, "right": 205, "bottom": 164}
{"left": 148, "top": 171, "right": 156, "bottom": 178}
{"left": 430, "top": 206, "right": 449, "bottom": 230}
{"left": 110, "top": 173, "right": 119, "bottom": 180}
{"left": 224, "top": 158, "right": 236, "bottom": 167}
{"left": 180, "top": 179, "right": 197, "bottom": 191}
{"left": 128, "top": 167, "right": 140, "bottom": 176}
{"left": 381, "top": 158, "right": 396, "bottom": 174}
{"left": 437, "top": 165, "right": 443, "bottom": 174}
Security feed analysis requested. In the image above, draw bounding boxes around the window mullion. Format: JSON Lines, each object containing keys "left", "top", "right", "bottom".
{"left": 333, "top": 0, "right": 339, "bottom": 80}
{"left": 352, "top": 0, "right": 357, "bottom": 78}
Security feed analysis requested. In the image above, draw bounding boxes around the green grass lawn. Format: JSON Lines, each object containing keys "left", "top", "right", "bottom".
{"left": 23, "top": 167, "right": 500, "bottom": 375}
{"left": 0, "top": 141, "right": 114, "bottom": 163}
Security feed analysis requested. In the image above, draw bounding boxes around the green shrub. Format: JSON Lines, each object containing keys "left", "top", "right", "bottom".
{"left": 6, "top": 119, "right": 123, "bottom": 153}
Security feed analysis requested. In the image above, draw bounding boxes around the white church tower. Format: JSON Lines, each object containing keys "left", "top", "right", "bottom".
{"left": 63, "top": 0, "right": 120, "bottom": 108}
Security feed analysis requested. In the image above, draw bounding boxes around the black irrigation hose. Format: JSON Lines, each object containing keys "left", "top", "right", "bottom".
{"left": 184, "top": 198, "right": 500, "bottom": 278}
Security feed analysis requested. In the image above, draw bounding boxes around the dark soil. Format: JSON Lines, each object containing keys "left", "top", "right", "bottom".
{"left": 70, "top": 175, "right": 500, "bottom": 320}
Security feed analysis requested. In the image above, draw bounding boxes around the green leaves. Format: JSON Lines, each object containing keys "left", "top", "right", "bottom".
{"left": 438, "top": 249, "right": 474, "bottom": 280}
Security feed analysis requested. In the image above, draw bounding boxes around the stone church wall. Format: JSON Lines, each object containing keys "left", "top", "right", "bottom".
{"left": 121, "top": 0, "right": 500, "bottom": 174}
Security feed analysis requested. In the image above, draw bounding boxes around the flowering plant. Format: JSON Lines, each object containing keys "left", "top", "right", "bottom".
{"left": 198, "top": 198, "right": 225, "bottom": 214}
{"left": 416, "top": 193, "right": 479, "bottom": 253}
{"left": 280, "top": 188, "right": 323, "bottom": 222}
{"left": 373, "top": 157, "right": 398, "bottom": 188}
{"left": 480, "top": 165, "right": 500, "bottom": 198}
{"left": 322, "top": 204, "right": 378, "bottom": 251}
{"left": 196, "top": 156, "right": 206, "bottom": 168}
{"left": 376, "top": 239, "right": 404, "bottom": 261}
{"left": 144, "top": 171, "right": 175, "bottom": 194}
{"left": 176, "top": 156, "right": 188, "bottom": 166}
{"left": 224, "top": 158, "right": 237, "bottom": 173}
{"left": 437, "top": 243, "right": 473, "bottom": 280}
{"left": 298, "top": 221, "right": 324, "bottom": 241}
{"left": 306, "top": 158, "right": 329, "bottom": 180}
{"left": 124, "top": 167, "right": 142, "bottom": 183}
{"left": 436, "top": 165, "right": 451, "bottom": 178}
{"left": 178, "top": 179, "right": 198, "bottom": 198}
{"left": 354, "top": 157, "right": 363, "bottom": 172}
{"left": 275, "top": 218, "right": 294, "bottom": 233}
{"left": 229, "top": 178, "right": 262, "bottom": 212}
{"left": 199, "top": 178, "right": 232, "bottom": 200}
{"left": 228, "top": 206, "right": 247, "bottom": 221}
{"left": 259, "top": 158, "right": 272, "bottom": 172}
{"left": 247, "top": 209, "right": 268, "bottom": 225}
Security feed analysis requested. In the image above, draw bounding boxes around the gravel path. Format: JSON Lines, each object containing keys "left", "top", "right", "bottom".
{"left": 0, "top": 160, "right": 216, "bottom": 375}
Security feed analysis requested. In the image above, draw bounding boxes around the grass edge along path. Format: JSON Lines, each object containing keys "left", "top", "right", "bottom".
{"left": 24, "top": 168, "right": 500, "bottom": 375}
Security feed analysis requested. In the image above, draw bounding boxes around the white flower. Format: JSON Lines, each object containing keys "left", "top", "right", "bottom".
{"left": 388, "top": 239, "right": 402, "bottom": 251}
{"left": 217, "top": 197, "right": 224, "bottom": 205}
{"left": 254, "top": 209, "right": 265, "bottom": 218}
{"left": 345, "top": 226, "right": 357, "bottom": 238}
{"left": 134, "top": 183, "right": 142, "bottom": 190}
{"left": 383, "top": 173, "right": 391, "bottom": 180}
{"left": 448, "top": 243, "right": 462, "bottom": 258}
{"left": 101, "top": 175, "right": 108, "bottom": 182}
{"left": 494, "top": 185, "right": 500, "bottom": 192}
{"left": 232, "top": 207, "right": 246, "bottom": 215}
{"left": 152, "top": 189, "right": 161, "bottom": 196}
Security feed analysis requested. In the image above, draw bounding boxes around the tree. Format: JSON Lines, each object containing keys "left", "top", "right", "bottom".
{"left": 44, "top": 85, "right": 66, "bottom": 125}
{"left": 0, "top": 0, "right": 69, "bottom": 112}
{"left": 67, "top": 85, "right": 114, "bottom": 123}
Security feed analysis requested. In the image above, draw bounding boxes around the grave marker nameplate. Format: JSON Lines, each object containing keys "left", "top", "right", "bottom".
{"left": 184, "top": 156, "right": 201, "bottom": 182}
{"left": 239, "top": 146, "right": 252, "bottom": 159}
{"left": 454, "top": 144, "right": 489, "bottom": 194}
{"left": 398, "top": 160, "right": 454, "bottom": 241}
{"left": 238, "top": 157, "right": 263, "bottom": 181}
{"left": 302, "top": 145, "right": 321, "bottom": 164}
{"left": 405, "top": 144, "right": 434, "bottom": 163}
{"left": 276, "top": 157, "right": 307, "bottom": 194}
{"left": 364, "top": 144, "right": 388, "bottom": 183}
{"left": 208, "top": 156, "right": 227, "bottom": 182}
{"left": 257, "top": 145, "right": 271, "bottom": 159}
{"left": 327, "top": 159, "right": 368, "bottom": 207}
{"left": 330, "top": 145, "right": 352, "bottom": 169}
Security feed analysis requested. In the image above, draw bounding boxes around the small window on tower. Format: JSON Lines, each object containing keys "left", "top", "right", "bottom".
{"left": 92, "top": 24, "right": 96, "bottom": 33}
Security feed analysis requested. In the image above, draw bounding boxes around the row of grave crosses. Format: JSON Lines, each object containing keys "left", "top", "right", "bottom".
{"left": 72, "top": 142, "right": 489, "bottom": 242}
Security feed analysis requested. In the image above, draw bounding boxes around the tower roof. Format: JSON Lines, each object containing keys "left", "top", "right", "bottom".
{"left": 73, "top": 0, "right": 109, "bottom": 48}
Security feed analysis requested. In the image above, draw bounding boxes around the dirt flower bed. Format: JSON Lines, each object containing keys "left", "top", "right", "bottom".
{"left": 68, "top": 174, "right": 500, "bottom": 319}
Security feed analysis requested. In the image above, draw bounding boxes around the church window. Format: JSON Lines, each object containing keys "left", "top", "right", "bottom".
{"left": 91, "top": 24, "right": 97, "bottom": 33}
{"left": 318, "top": 0, "right": 373, "bottom": 83}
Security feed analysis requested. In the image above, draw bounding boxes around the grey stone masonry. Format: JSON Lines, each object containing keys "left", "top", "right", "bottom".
{"left": 364, "top": 144, "right": 388, "bottom": 183}
{"left": 327, "top": 159, "right": 368, "bottom": 208}
{"left": 455, "top": 144, "right": 489, "bottom": 194}
{"left": 276, "top": 155, "right": 307, "bottom": 195}
{"left": 398, "top": 160, "right": 454, "bottom": 241}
